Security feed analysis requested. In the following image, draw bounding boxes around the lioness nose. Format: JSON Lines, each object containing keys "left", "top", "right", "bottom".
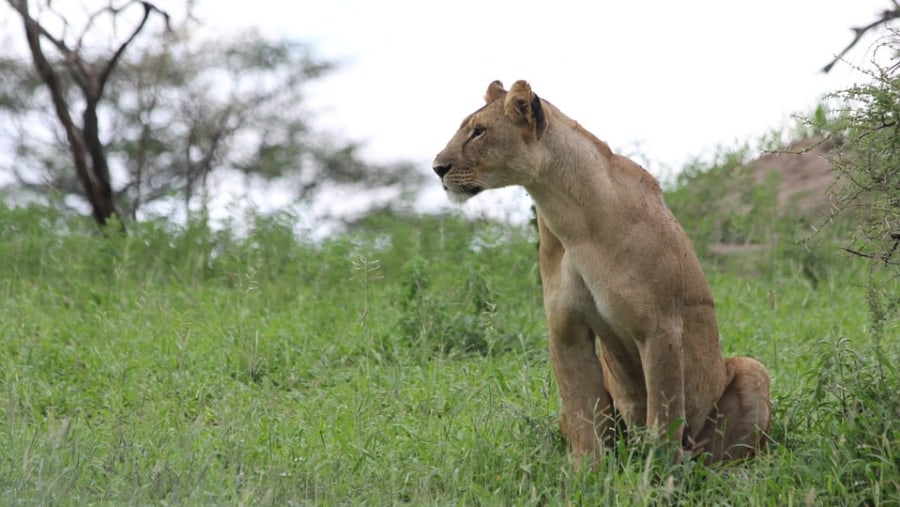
{"left": 433, "top": 163, "right": 452, "bottom": 178}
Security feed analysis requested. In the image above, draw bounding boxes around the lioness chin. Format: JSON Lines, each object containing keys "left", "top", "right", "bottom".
{"left": 433, "top": 80, "right": 771, "bottom": 467}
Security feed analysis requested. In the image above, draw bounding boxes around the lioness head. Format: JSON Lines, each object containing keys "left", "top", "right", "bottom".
{"left": 433, "top": 80, "right": 547, "bottom": 203}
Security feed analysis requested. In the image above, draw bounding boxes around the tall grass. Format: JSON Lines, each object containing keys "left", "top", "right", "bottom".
{"left": 0, "top": 202, "right": 897, "bottom": 505}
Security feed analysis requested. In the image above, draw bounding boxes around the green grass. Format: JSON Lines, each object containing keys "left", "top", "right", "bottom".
{"left": 1, "top": 204, "right": 898, "bottom": 505}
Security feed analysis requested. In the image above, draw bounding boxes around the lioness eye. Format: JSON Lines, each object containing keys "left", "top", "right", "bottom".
{"left": 471, "top": 126, "right": 486, "bottom": 139}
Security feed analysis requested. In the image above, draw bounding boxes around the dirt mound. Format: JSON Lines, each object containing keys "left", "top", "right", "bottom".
{"left": 704, "top": 136, "right": 843, "bottom": 257}
{"left": 747, "top": 136, "right": 840, "bottom": 218}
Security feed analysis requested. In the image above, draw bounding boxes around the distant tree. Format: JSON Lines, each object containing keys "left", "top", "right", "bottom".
{"left": 5, "top": 0, "right": 170, "bottom": 226}
{"left": 1, "top": 2, "right": 422, "bottom": 225}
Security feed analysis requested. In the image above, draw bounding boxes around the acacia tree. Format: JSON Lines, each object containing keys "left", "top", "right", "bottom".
{"left": 6, "top": 0, "right": 170, "bottom": 226}
{"left": 820, "top": 5, "right": 900, "bottom": 269}
{"left": 814, "top": 4, "right": 900, "bottom": 346}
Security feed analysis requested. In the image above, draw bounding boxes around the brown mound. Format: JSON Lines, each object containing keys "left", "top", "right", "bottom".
{"left": 705, "top": 136, "right": 844, "bottom": 256}
{"left": 747, "top": 136, "right": 840, "bottom": 218}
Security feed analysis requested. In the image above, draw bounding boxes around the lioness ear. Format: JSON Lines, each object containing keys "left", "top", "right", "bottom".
{"left": 484, "top": 80, "right": 507, "bottom": 103}
{"left": 504, "top": 80, "right": 547, "bottom": 140}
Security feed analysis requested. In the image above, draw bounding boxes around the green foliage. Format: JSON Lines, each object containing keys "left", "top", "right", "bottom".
{"left": 667, "top": 146, "right": 764, "bottom": 250}
{"left": 798, "top": 35, "right": 900, "bottom": 389}
{"left": 661, "top": 123, "right": 874, "bottom": 290}
{"left": 805, "top": 67, "right": 900, "bottom": 270}
{"left": 349, "top": 210, "right": 545, "bottom": 358}
{"left": 1, "top": 204, "right": 898, "bottom": 504}
{"left": 663, "top": 144, "right": 818, "bottom": 285}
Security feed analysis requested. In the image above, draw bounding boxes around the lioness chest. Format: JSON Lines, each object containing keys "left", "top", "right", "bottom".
{"left": 549, "top": 247, "right": 675, "bottom": 425}
{"left": 555, "top": 247, "right": 647, "bottom": 373}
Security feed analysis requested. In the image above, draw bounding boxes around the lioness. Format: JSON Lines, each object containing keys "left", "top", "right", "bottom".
{"left": 433, "top": 80, "right": 771, "bottom": 465}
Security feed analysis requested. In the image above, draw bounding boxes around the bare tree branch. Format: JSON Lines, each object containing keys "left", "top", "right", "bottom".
{"left": 841, "top": 244, "right": 899, "bottom": 265}
{"left": 823, "top": 7, "right": 900, "bottom": 73}
{"left": 98, "top": 2, "right": 171, "bottom": 98}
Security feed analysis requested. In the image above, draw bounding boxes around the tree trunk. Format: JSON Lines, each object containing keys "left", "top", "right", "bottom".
{"left": 10, "top": 0, "right": 168, "bottom": 228}
{"left": 14, "top": 1, "right": 119, "bottom": 226}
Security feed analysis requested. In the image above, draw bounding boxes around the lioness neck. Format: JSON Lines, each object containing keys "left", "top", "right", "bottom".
{"left": 524, "top": 117, "right": 654, "bottom": 248}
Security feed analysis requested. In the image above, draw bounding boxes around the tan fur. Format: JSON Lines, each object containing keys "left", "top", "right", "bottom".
{"left": 433, "top": 80, "right": 771, "bottom": 466}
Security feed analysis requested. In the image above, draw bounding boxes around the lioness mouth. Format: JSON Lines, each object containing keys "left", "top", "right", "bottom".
{"left": 442, "top": 184, "right": 481, "bottom": 196}
{"left": 443, "top": 185, "right": 481, "bottom": 204}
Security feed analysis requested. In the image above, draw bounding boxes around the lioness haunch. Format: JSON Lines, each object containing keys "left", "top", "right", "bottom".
{"left": 433, "top": 80, "right": 771, "bottom": 466}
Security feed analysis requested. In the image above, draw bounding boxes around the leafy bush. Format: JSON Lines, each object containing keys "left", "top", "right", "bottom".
{"left": 800, "top": 34, "right": 900, "bottom": 386}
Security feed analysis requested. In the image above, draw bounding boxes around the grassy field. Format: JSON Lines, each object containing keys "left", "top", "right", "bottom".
{"left": 1, "top": 202, "right": 898, "bottom": 505}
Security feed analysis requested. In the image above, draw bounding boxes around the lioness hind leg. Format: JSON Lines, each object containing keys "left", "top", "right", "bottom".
{"left": 692, "top": 356, "right": 772, "bottom": 462}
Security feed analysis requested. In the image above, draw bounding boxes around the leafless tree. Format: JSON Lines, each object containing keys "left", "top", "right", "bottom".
{"left": 7, "top": 0, "right": 170, "bottom": 227}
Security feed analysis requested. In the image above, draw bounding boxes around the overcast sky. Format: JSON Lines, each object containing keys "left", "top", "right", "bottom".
{"left": 198, "top": 1, "right": 888, "bottom": 170}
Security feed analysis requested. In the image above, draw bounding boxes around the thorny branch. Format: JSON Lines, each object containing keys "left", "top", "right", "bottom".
{"left": 823, "top": 4, "right": 900, "bottom": 73}
{"left": 842, "top": 240, "right": 899, "bottom": 265}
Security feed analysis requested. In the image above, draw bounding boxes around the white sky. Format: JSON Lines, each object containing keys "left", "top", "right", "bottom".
{"left": 197, "top": 0, "right": 887, "bottom": 172}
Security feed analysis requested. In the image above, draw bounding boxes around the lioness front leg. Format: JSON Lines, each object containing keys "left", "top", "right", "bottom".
{"left": 548, "top": 312, "right": 613, "bottom": 468}
{"left": 641, "top": 330, "right": 687, "bottom": 451}
{"left": 691, "top": 356, "right": 771, "bottom": 462}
